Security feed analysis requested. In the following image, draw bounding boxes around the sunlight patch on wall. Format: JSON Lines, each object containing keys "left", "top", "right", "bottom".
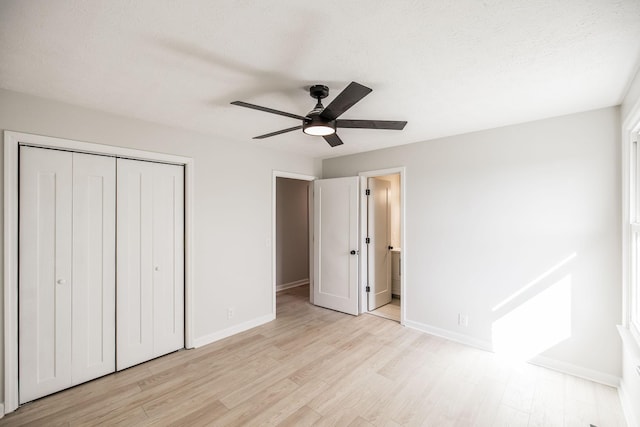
{"left": 492, "top": 275, "right": 572, "bottom": 362}
{"left": 492, "top": 253, "right": 576, "bottom": 312}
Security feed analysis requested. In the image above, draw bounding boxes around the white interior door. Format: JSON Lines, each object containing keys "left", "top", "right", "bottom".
{"left": 151, "top": 162, "right": 185, "bottom": 357}
{"left": 313, "top": 177, "right": 359, "bottom": 315}
{"left": 19, "top": 147, "right": 73, "bottom": 403}
{"left": 367, "top": 177, "right": 392, "bottom": 310}
{"left": 71, "top": 153, "right": 116, "bottom": 384}
{"left": 19, "top": 147, "right": 116, "bottom": 404}
{"left": 117, "top": 158, "right": 184, "bottom": 370}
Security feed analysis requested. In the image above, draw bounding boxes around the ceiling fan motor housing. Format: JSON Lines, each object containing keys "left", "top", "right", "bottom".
{"left": 303, "top": 114, "right": 336, "bottom": 136}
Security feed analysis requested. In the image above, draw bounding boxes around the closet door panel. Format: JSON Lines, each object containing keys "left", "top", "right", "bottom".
{"left": 19, "top": 147, "right": 73, "bottom": 403}
{"left": 116, "top": 159, "right": 155, "bottom": 369}
{"left": 152, "top": 163, "right": 185, "bottom": 356}
{"left": 72, "top": 153, "right": 116, "bottom": 384}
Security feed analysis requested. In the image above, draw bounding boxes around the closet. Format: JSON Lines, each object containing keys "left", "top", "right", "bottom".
{"left": 18, "top": 146, "right": 184, "bottom": 404}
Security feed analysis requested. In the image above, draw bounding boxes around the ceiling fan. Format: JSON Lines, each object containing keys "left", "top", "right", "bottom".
{"left": 230, "top": 82, "right": 407, "bottom": 147}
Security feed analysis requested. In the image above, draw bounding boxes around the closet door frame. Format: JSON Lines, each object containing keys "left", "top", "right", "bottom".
{"left": 3, "top": 131, "right": 195, "bottom": 414}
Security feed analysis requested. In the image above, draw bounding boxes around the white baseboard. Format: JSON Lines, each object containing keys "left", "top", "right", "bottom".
{"left": 618, "top": 380, "right": 639, "bottom": 427}
{"left": 403, "top": 319, "right": 493, "bottom": 352}
{"left": 193, "top": 314, "right": 275, "bottom": 348}
{"left": 528, "top": 355, "right": 620, "bottom": 387}
{"left": 276, "top": 279, "right": 309, "bottom": 292}
{"left": 404, "top": 319, "right": 620, "bottom": 388}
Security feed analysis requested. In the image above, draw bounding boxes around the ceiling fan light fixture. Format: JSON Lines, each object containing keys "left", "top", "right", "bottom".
{"left": 303, "top": 117, "right": 336, "bottom": 136}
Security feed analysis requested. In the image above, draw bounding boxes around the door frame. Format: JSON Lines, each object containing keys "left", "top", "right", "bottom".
{"left": 4, "top": 131, "right": 195, "bottom": 414}
{"left": 272, "top": 171, "right": 316, "bottom": 314}
{"left": 358, "top": 167, "right": 406, "bottom": 323}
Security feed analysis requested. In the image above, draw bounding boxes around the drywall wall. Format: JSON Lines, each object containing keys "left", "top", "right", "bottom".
{"left": 0, "top": 88, "right": 321, "bottom": 405}
{"left": 324, "top": 107, "right": 622, "bottom": 381}
{"left": 622, "top": 67, "right": 640, "bottom": 124}
{"left": 377, "top": 174, "right": 401, "bottom": 249}
{"left": 276, "top": 177, "right": 310, "bottom": 288}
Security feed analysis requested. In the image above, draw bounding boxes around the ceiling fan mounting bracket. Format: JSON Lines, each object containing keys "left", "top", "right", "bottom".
{"left": 309, "top": 84, "right": 329, "bottom": 100}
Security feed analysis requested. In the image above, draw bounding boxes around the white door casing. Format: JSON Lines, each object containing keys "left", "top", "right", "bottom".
{"left": 116, "top": 158, "right": 185, "bottom": 370}
{"left": 19, "top": 147, "right": 116, "bottom": 403}
{"left": 367, "top": 177, "right": 392, "bottom": 311}
{"left": 313, "top": 177, "right": 359, "bottom": 315}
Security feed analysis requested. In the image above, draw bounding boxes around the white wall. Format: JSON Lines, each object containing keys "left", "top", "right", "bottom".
{"left": 0, "top": 88, "right": 321, "bottom": 404}
{"left": 276, "top": 178, "right": 310, "bottom": 287}
{"left": 324, "top": 107, "right": 622, "bottom": 381}
{"left": 377, "top": 174, "right": 401, "bottom": 249}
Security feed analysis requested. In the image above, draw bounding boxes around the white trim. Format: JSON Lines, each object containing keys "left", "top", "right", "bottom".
{"left": 3, "top": 130, "right": 196, "bottom": 414}
{"left": 528, "top": 355, "right": 620, "bottom": 388}
{"left": 276, "top": 279, "right": 309, "bottom": 292}
{"left": 405, "top": 318, "right": 620, "bottom": 388}
{"left": 271, "top": 171, "right": 316, "bottom": 316}
{"left": 193, "top": 314, "right": 275, "bottom": 348}
{"left": 404, "top": 319, "right": 493, "bottom": 352}
{"left": 619, "top": 378, "right": 639, "bottom": 427}
{"left": 622, "top": 98, "right": 640, "bottom": 337}
{"left": 358, "top": 167, "right": 406, "bottom": 325}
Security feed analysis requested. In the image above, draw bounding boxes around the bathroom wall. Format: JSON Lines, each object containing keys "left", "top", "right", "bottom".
{"left": 276, "top": 177, "right": 310, "bottom": 289}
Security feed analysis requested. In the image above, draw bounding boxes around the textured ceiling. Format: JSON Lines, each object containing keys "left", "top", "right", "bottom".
{"left": 1, "top": 1, "right": 639, "bottom": 159}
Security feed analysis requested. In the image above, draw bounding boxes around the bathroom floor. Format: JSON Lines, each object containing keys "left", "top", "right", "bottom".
{"left": 368, "top": 296, "right": 401, "bottom": 322}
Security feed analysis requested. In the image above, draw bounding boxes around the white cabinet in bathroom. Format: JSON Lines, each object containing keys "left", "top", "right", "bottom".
{"left": 391, "top": 249, "right": 401, "bottom": 296}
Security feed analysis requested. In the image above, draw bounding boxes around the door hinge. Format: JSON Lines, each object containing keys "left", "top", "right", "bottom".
{"left": 365, "top": 189, "right": 370, "bottom": 196}
{"left": 365, "top": 237, "right": 370, "bottom": 244}
{"left": 365, "top": 286, "right": 370, "bottom": 292}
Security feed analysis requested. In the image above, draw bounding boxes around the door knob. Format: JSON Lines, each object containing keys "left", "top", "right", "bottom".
{"left": 388, "top": 246, "right": 394, "bottom": 250}
{"left": 56, "top": 279, "right": 66, "bottom": 285}
{"left": 154, "top": 266, "right": 160, "bottom": 271}
{"left": 350, "top": 250, "right": 358, "bottom": 255}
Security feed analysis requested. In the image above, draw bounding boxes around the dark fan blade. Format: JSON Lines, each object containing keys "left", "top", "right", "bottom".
{"left": 253, "top": 125, "right": 303, "bottom": 139}
{"left": 320, "top": 82, "right": 372, "bottom": 121}
{"left": 231, "top": 101, "right": 308, "bottom": 121}
{"left": 323, "top": 133, "right": 344, "bottom": 147}
{"left": 337, "top": 119, "right": 407, "bottom": 130}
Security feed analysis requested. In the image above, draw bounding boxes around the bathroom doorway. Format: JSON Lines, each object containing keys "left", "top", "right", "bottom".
{"left": 272, "top": 172, "right": 315, "bottom": 315}
{"left": 360, "top": 170, "right": 403, "bottom": 323}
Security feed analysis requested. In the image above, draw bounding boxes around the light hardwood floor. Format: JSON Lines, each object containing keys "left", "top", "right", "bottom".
{"left": 2, "top": 285, "right": 626, "bottom": 426}
{"left": 369, "top": 296, "right": 401, "bottom": 322}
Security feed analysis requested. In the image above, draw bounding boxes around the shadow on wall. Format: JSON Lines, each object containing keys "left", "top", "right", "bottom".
{"left": 491, "top": 253, "right": 576, "bottom": 362}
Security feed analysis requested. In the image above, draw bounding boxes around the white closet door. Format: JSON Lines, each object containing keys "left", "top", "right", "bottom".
{"left": 71, "top": 153, "right": 116, "bottom": 384}
{"left": 19, "top": 147, "right": 73, "bottom": 403}
{"left": 152, "top": 162, "right": 185, "bottom": 357}
{"left": 117, "top": 159, "right": 184, "bottom": 370}
{"left": 19, "top": 147, "right": 116, "bottom": 404}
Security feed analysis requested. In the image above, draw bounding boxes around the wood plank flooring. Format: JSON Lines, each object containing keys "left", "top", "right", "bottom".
{"left": 369, "top": 296, "right": 401, "bottom": 322}
{"left": 2, "top": 285, "right": 626, "bottom": 426}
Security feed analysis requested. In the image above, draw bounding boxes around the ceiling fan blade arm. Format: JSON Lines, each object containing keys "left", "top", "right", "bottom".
{"left": 336, "top": 119, "right": 407, "bottom": 130}
{"left": 231, "top": 101, "right": 308, "bottom": 121}
{"left": 253, "top": 125, "right": 303, "bottom": 139}
{"left": 320, "top": 82, "right": 372, "bottom": 121}
{"left": 323, "top": 133, "right": 344, "bottom": 147}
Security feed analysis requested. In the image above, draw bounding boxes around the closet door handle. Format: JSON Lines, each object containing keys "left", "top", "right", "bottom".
{"left": 154, "top": 266, "right": 160, "bottom": 271}
{"left": 56, "top": 279, "right": 66, "bottom": 285}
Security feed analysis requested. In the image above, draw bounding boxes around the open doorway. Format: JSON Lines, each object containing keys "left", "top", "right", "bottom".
{"left": 272, "top": 172, "right": 315, "bottom": 316}
{"left": 360, "top": 169, "right": 404, "bottom": 324}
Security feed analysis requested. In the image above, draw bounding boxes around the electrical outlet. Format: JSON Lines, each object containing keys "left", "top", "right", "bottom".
{"left": 227, "top": 307, "right": 234, "bottom": 320}
{"left": 458, "top": 314, "right": 468, "bottom": 327}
